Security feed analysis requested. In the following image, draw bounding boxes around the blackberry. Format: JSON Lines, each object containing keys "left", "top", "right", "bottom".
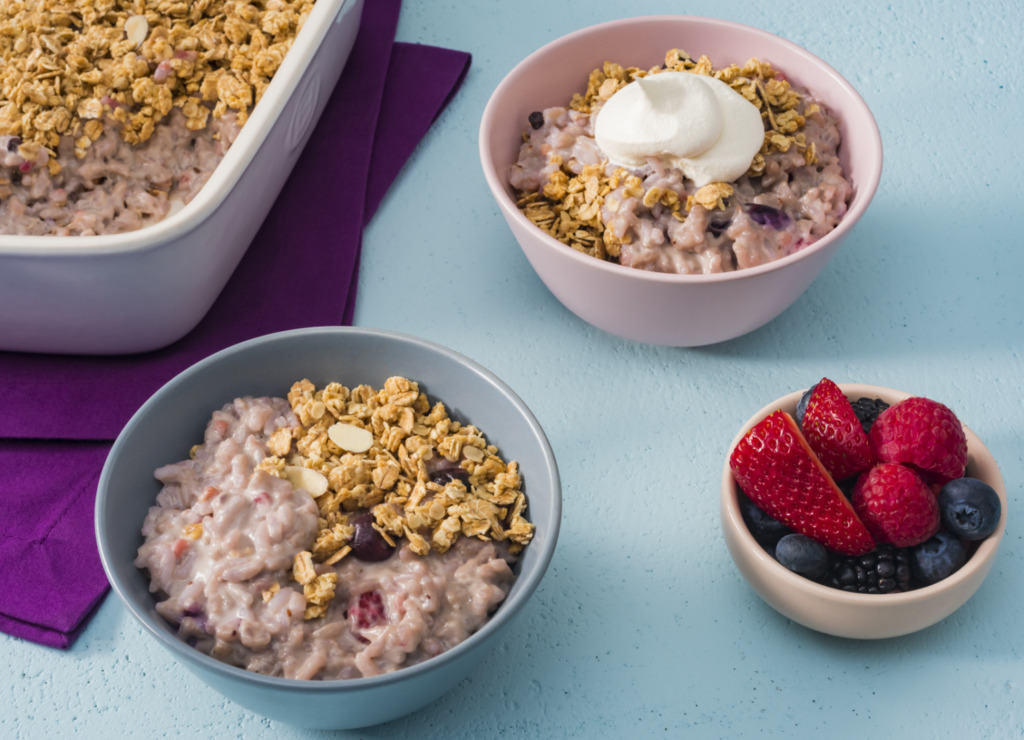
{"left": 849, "top": 396, "right": 890, "bottom": 434}
{"left": 820, "top": 544, "right": 914, "bottom": 594}
{"left": 836, "top": 475, "right": 858, "bottom": 500}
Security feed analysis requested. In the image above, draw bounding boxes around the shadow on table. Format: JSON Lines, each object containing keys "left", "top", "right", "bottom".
{"left": 691, "top": 201, "right": 1024, "bottom": 364}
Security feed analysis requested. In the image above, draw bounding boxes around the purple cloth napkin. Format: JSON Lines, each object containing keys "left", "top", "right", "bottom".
{"left": 0, "top": 0, "right": 470, "bottom": 648}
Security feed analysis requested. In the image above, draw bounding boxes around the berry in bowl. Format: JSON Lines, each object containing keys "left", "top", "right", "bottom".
{"left": 480, "top": 16, "right": 882, "bottom": 346}
{"left": 720, "top": 379, "right": 1006, "bottom": 639}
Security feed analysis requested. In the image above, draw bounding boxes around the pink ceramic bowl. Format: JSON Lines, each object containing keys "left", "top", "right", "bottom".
{"left": 479, "top": 16, "right": 883, "bottom": 346}
{"left": 721, "top": 384, "right": 1007, "bottom": 639}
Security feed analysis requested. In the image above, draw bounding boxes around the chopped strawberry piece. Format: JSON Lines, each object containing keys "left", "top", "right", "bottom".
{"left": 730, "top": 410, "right": 875, "bottom": 555}
{"left": 800, "top": 377, "right": 875, "bottom": 480}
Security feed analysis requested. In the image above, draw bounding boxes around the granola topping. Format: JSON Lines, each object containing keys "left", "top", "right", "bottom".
{"left": 255, "top": 377, "right": 535, "bottom": 619}
{"left": 0, "top": 0, "right": 316, "bottom": 167}
{"left": 511, "top": 49, "right": 837, "bottom": 269}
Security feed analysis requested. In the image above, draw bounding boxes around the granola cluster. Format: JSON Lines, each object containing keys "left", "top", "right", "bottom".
{"left": 255, "top": 377, "right": 534, "bottom": 620}
{"left": 515, "top": 49, "right": 822, "bottom": 261}
{"left": 0, "top": 0, "right": 315, "bottom": 171}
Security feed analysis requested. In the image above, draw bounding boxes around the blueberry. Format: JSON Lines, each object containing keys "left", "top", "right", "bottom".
{"left": 775, "top": 533, "right": 831, "bottom": 580}
{"left": 738, "top": 491, "right": 792, "bottom": 551}
{"left": 794, "top": 383, "right": 818, "bottom": 427}
{"left": 747, "top": 203, "right": 791, "bottom": 230}
{"left": 938, "top": 477, "right": 1001, "bottom": 540}
{"left": 350, "top": 513, "right": 395, "bottom": 562}
{"left": 708, "top": 219, "right": 730, "bottom": 237}
{"left": 528, "top": 111, "right": 544, "bottom": 130}
{"left": 429, "top": 458, "right": 470, "bottom": 486}
{"left": 911, "top": 532, "right": 967, "bottom": 585}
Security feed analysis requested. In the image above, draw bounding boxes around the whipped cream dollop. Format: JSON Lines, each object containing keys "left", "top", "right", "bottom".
{"left": 593, "top": 71, "right": 764, "bottom": 187}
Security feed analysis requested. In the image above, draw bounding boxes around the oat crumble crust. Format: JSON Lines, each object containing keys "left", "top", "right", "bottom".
{"left": 247, "top": 377, "right": 535, "bottom": 619}
{"left": 514, "top": 49, "right": 824, "bottom": 261}
{"left": 0, "top": 0, "right": 316, "bottom": 173}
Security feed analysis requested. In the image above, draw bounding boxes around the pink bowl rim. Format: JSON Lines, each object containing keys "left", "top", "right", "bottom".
{"left": 479, "top": 14, "right": 884, "bottom": 285}
{"left": 720, "top": 383, "right": 1007, "bottom": 608}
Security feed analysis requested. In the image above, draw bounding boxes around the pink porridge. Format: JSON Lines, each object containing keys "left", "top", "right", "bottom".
{"left": 0, "top": 0, "right": 315, "bottom": 236}
{"left": 135, "top": 378, "right": 534, "bottom": 680}
{"left": 0, "top": 112, "right": 240, "bottom": 235}
{"left": 509, "top": 49, "right": 853, "bottom": 274}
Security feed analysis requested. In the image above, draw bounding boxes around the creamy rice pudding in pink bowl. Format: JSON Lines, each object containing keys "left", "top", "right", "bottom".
{"left": 509, "top": 49, "right": 851, "bottom": 275}
{"left": 480, "top": 15, "right": 882, "bottom": 346}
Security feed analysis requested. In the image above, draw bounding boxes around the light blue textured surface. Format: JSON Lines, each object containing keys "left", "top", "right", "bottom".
{"left": 7, "top": 1, "right": 1024, "bottom": 737}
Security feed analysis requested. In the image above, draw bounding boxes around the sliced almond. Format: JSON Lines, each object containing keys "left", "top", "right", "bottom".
{"left": 327, "top": 422, "right": 373, "bottom": 453}
{"left": 283, "top": 465, "right": 328, "bottom": 497}
{"left": 124, "top": 15, "right": 148, "bottom": 48}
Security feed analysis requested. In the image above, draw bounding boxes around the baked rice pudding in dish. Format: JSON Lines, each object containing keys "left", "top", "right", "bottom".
{"left": 0, "top": 0, "right": 315, "bottom": 236}
{"left": 509, "top": 49, "right": 853, "bottom": 274}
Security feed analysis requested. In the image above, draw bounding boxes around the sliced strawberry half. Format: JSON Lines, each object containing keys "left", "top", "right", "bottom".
{"left": 800, "top": 377, "right": 875, "bottom": 481}
{"left": 730, "top": 410, "right": 875, "bottom": 555}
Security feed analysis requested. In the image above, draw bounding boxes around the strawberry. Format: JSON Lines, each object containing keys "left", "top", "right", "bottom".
{"left": 800, "top": 377, "right": 875, "bottom": 480}
{"left": 730, "top": 410, "right": 875, "bottom": 555}
{"left": 868, "top": 396, "right": 967, "bottom": 485}
{"left": 852, "top": 462, "right": 940, "bottom": 547}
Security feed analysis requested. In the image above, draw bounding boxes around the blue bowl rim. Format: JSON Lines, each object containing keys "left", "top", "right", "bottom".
{"left": 95, "top": 325, "right": 562, "bottom": 693}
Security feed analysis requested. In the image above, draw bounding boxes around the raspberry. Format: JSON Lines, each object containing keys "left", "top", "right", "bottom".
{"left": 349, "top": 589, "right": 387, "bottom": 630}
{"left": 851, "top": 462, "right": 940, "bottom": 547}
{"left": 868, "top": 397, "right": 967, "bottom": 485}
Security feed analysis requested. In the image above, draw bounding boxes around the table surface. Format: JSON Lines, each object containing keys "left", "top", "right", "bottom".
{"left": 7, "top": 1, "right": 1024, "bottom": 738}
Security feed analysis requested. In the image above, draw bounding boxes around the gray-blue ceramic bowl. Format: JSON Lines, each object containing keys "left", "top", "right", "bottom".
{"left": 95, "top": 326, "right": 561, "bottom": 729}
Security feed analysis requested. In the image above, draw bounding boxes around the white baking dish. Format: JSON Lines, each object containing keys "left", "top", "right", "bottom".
{"left": 0, "top": 0, "right": 363, "bottom": 355}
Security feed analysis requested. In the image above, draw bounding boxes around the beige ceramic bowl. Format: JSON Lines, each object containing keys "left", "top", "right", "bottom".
{"left": 720, "top": 383, "right": 1007, "bottom": 639}
{"left": 480, "top": 15, "right": 883, "bottom": 346}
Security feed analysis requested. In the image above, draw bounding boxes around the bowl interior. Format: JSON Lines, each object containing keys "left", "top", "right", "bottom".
{"left": 480, "top": 15, "right": 883, "bottom": 281}
{"left": 720, "top": 383, "right": 1007, "bottom": 635}
{"left": 96, "top": 326, "right": 561, "bottom": 688}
